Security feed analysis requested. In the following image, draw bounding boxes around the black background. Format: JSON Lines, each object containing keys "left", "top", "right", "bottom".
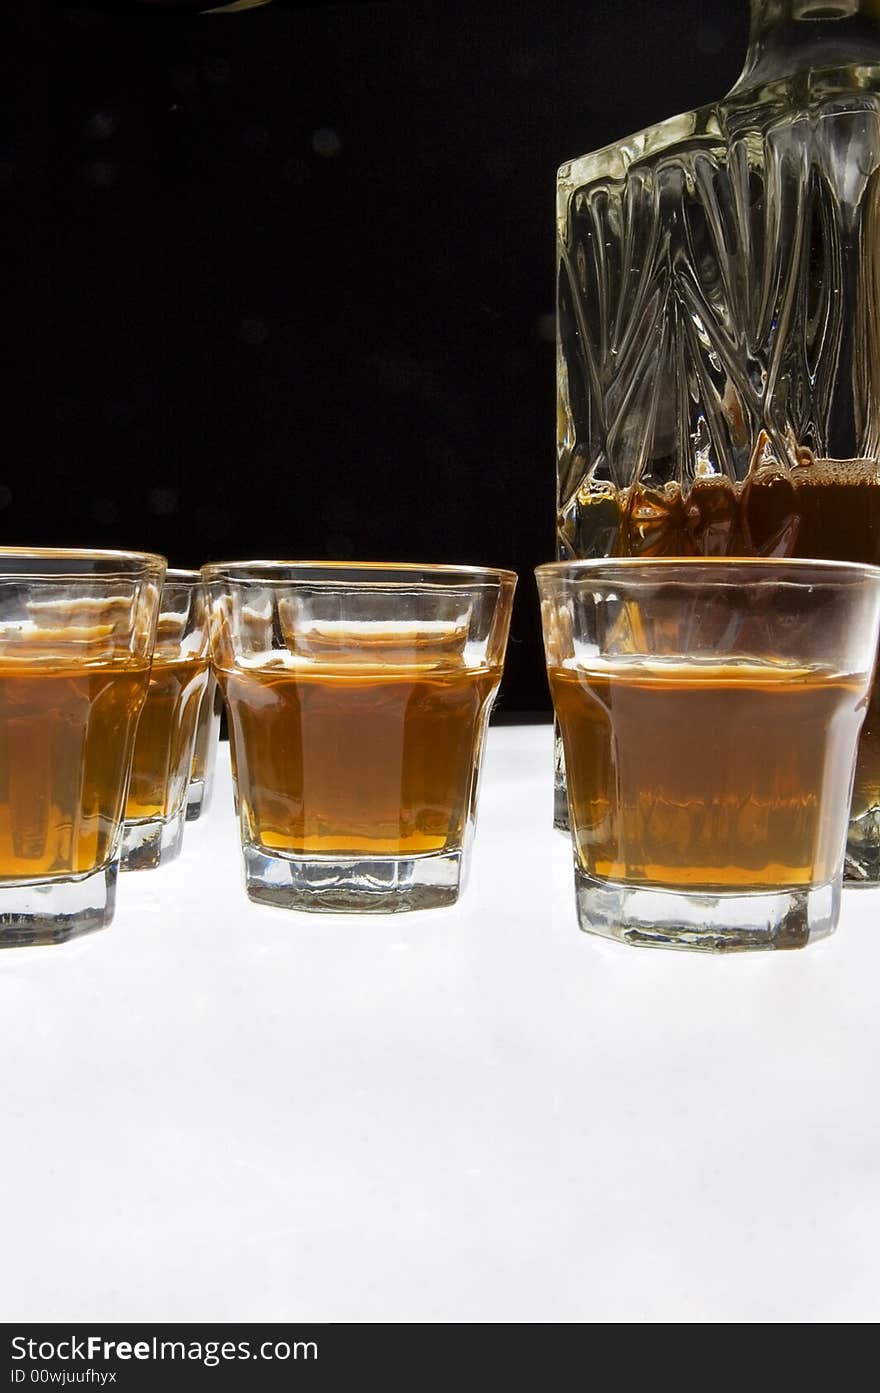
{"left": 21, "top": 0, "right": 747, "bottom": 715}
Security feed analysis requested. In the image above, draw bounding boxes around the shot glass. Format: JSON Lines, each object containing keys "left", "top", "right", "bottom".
{"left": 537, "top": 558, "right": 880, "bottom": 952}
{"left": 203, "top": 561, "right": 516, "bottom": 912}
{"left": 186, "top": 672, "right": 223, "bottom": 822}
{"left": 121, "top": 570, "right": 209, "bottom": 870}
{"left": 0, "top": 548, "right": 164, "bottom": 947}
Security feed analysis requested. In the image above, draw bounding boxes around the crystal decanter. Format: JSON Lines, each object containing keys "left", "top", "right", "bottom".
{"left": 555, "top": 0, "right": 880, "bottom": 880}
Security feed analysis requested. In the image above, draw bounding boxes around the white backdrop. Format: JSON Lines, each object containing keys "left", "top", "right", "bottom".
{"left": 1, "top": 727, "right": 878, "bottom": 1322}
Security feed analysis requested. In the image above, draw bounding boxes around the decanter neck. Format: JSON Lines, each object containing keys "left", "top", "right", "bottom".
{"left": 730, "top": 0, "right": 880, "bottom": 93}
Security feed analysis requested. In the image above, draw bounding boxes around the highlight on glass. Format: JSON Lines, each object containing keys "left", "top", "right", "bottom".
{"left": 203, "top": 561, "right": 516, "bottom": 913}
{"left": 537, "top": 558, "right": 880, "bottom": 953}
{"left": 0, "top": 548, "right": 165, "bottom": 947}
{"left": 121, "top": 569, "right": 210, "bottom": 871}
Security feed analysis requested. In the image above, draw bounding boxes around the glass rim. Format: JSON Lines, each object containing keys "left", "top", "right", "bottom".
{"left": 536, "top": 556, "right": 880, "bottom": 587}
{"left": 0, "top": 546, "right": 167, "bottom": 577}
{"left": 164, "top": 567, "right": 203, "bottom": 585}
{"left": 201, "top": 559, "right": 518, "bottom": 587}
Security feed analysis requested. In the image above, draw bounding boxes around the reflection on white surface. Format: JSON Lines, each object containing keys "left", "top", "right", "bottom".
{"left": 0, "top": 726, "right": 879, "bottom": 1321}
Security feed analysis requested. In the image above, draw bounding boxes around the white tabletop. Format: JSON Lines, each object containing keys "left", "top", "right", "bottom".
{"left": 1, "top": 725, "right": 878, "bottom": 1323}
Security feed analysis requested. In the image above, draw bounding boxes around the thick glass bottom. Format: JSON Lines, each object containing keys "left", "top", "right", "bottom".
{"left": 242, "top": 843, "right": 463, "bottom": 914}
{"left": 0, "top": 861, "right": 117, "bottom": 948}
{"left": 845, "top": 804, "right": 880, "bottom": 885}
{"left": 186, "top": 778, "right": 210, "bottom": 823}
{"left": 554, "top": 782, "right": 571, "bottom": 832}
{"left": 574, "top": 869, "right": 839, "bottom": 952}
{"left": 121, "top": 808, "right": 186, "bottom": 871}
{"left": 553, "top": 724, "right": 571, "bottom": 831}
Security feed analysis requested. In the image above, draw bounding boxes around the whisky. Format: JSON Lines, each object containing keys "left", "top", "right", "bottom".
{"left": 125, "top": 656, "right": 209, "bottom": 823}
{"left": 550, "top": 657, "right": 869, "bottom": 891}
{"left": 853, "top": 684, "right": 880, "bottom": 820}
{"left": 585, "top": 462, "right": 880, "bottom": 565}
{"left": 220, "top": 660, "right": 501, "bottom": 858}
{"left": 566, "top": 461, "right": 880, "bottom": 869}
{"left": 0, "top": 660, "right": 149, "bottom": 879}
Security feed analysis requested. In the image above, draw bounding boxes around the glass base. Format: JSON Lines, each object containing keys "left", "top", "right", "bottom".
{"left": 242, "top": 843, "right": 463, "bottom": 914}
{"left": 554, "top": 781, "right": 570, "bottom": 832}
{"left": 121, "top": 809, "right": 186, "bottom": 871}
{"left": 845, "top": 805, "right": 880, "bottom": 885}
{"left": 574, "top": 869, "right": 839, "bottom": 952}
{"left": 0, "top": 861, "right": 117, "bottom": 949}
{"left": 553, "top": 726, "right": 570, "bottom": 831}
{"left": 186, "top": 779, "right": 212, "bottom": 823}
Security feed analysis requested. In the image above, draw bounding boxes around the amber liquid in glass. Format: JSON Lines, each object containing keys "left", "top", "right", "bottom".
{"left": 221, "top": 662, "right": 500, "bottom": 858}
{"left": 125, "top": 656, "right": 208, "bottom": 822}
{"left": 0, "top": 660, "right": 150, "bottom": 879}
{"left": 608, "top": 466, "right": 880, "bottom": 563}
{"left": 597, "top": 464, "right": 880, "bottom": 835}
{"left": 550, "top": 658, "right": 868, "bottom": 891}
